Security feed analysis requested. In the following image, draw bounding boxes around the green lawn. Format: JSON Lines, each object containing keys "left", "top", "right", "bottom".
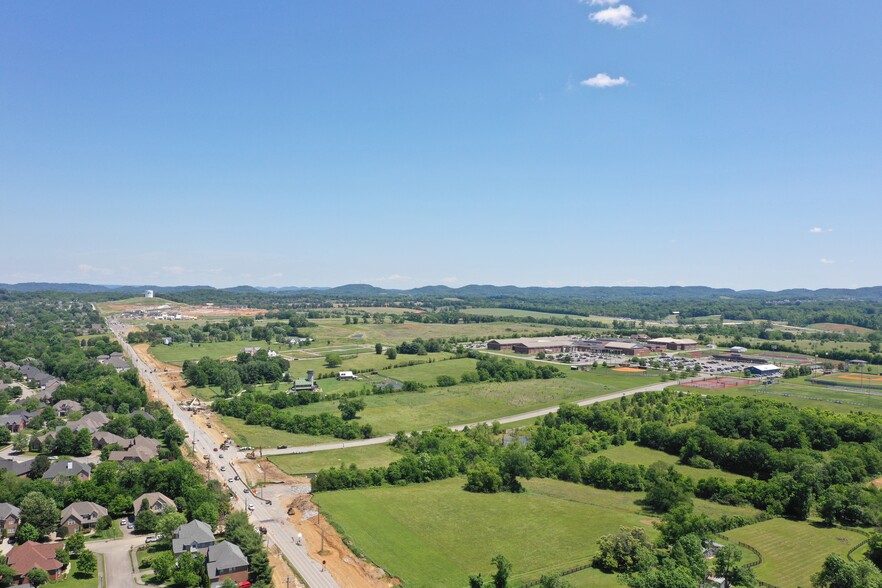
{"left": 269, "top": 443, "right": 402, "bottom": 474}
{"left": 379, "top": 358, "right": 479, "bottom": 385}
{"left": 725, "top": 519, "right": 868, "bottom": 588}
{"left": 564, "top": 567, "right": 626, "bottom": 588}
{"left": 50, "top": 557, "right": 99, "bottom": 588}
{"left": 283, "top": 369, "right": 663, "bottom": 435}
{"left": 148, "top": 340, "right": 265, "bottom": 365}
{"left": 217, "top": 415, "right": 340, "bottom": 448}
{"left": 595, "top": 442, "right": 748, "bottom": 483}
{"left": 87, "top": 525, "right": 122, "bottom": 541}
{"left": 460, "top": 308, "right": 591, "bottom": 321}
{"left": 315, "top": 477, "right": 757, "bottom": 588}
{"left": 305, "top": 319, "right": 563, "bottom": 346}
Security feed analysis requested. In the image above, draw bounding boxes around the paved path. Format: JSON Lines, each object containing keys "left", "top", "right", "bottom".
{"left": 107, "top": 321, "right": 341, "bottom": 588}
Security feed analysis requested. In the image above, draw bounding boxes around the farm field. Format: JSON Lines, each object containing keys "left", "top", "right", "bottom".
{"left": 460, "top": 307, "right": 592, "bottom": 320}
{"left": 305, "top": 318, "right": 560, "bottom": 345}
{"left": 379, "top": 357, "right": 479, "bottom": 385}
{"left": 283, "top": 369, "right": 663, "bottom": 435}
{"left": 725, "top": 518, "right": 868, "bottom": 588}
{"left": 808, "top": 322, "right": 876, "bottom": 334}
{"left": 269, "top": 443, "right": 401, "bottom": 475}
{"left": 315, "top": 477, "right": 758, "bottom": 588}
{"left": 594, "top": 442, "right": 748, "bottom": 483}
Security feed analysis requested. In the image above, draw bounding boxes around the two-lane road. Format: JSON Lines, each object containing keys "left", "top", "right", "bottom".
{"left": 107, "top": 321, "right": 340, "bottom": 588}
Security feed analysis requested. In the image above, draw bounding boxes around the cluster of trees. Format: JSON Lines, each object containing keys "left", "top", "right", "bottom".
{"left": 182, "top": 351, "right": 291, "bottom": 394}
{"left": 126, "top": 317, "right": 257, "bottom": 345}
{"left": 213, "top": 394, "right": 373, "bottom": 440}
{"left": 782, "top": 365, "right": 814, "bottom": 378}
{"left": 473, "top": 355, "right": 563, "bottom": 382}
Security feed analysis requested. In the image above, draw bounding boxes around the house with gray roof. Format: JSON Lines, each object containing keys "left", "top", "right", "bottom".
{"left": 206, "top": 541, "right": 249, "bottom": 586}
{"left": 43, "top": 460, "right": 91, "bottom": 483}
{"left": 60, "top": 501, "right": 107, "bottom": 534}
{"left": 53, "top": 399, "right": 82, "bottom": 417}
{"left": 133, "top": 492, "right": 176, "bottom": 515}
{"left": 108, "top": 435, "right": 161, "bottom": 463}
{"left": 0, "top": 502, "right": 21, "bottom": 536}
{"left": 0, "top": 414, "right": 26, "bottom": 433}
{"left": 0, "top": 458, "right": 34, "bottom": 478}
{"left": 130, "top": 410, "right": 155, "bottom": 421}
{"left": 67, "top": 411, "right": 109, "bottom": 433}
{"left": 172, "top": 520, "right": 215, "bottom": 555}
{"left": 91, "top": 431, "right": 129, "bottom": 449}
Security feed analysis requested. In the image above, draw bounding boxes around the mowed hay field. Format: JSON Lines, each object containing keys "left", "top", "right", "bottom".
{"left": 315, "top": 477, "right": 759, "bottom": 588}
{"left": 315, "top": 477, "right": 654, "bottom": 587}
{"left": 725, "top": 519, "right": 868, "bottom": 588}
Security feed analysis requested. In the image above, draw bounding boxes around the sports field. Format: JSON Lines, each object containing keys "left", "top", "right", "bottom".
{"left": 725, "top": 518, "right": 867, "bottom": 588}
{"left": 315, "top": 477, "right": 758, "bottom": 588}
{"left": 812, "top": 371, "right": 882, "bottom": 390}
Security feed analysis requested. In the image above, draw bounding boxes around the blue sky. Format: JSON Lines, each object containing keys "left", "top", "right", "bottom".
{"left": 1, "top": 1, "right": 880, "bottom": 290}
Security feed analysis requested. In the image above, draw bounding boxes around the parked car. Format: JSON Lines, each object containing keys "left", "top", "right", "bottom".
{"left": 228, "top": 478, "right": 234, "bottom": 483}
{"left": 219, "top": 454, "right": 224, "bottom": 459}
{"left": 248, "top": 503, "right": 255, "bottom": 511}
{"left": 213, "top": 447, "right": 218, "bottom": 452}
{"left": 120, "top": 518, "right": 127, "bottom": 526}
{"left": 127, "top": 523, "right": 134, "bottom": 529}
{"left": 145, "top": 536, "right": 161, "bottom": 544}
{"left": 277, "top": 445, "right": 288, "bottom": 449}
{"left": 220, "top": 466, "right": 226, "bottom": 471}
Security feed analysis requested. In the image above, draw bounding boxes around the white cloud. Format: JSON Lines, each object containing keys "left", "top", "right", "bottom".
{"left": 374, "top": 274, "right": 408, "bottom": 283}
{"left": 78, "top": 263, "right": 112, "bottom": 275}
{"left": 585, "top": 0, "right": 620, "bottom": 5}
{"left": 820, "top": 258, "right": 835, "bottom": 265}
{"left": 590, "top": 4, "right": 647, "bottom": 27}
{"left": 809, "top": 227, "right": 833, "bottom": 233}
{"left": 440, "top": 276, "right": 459, "bottom": 285}
{"left": 581, "top": 73, "right": 629, "bottom": 88}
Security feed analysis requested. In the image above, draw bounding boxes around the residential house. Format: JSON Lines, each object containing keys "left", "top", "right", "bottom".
{"left": 0, "top": 415, "right": 26, "bottom": 433}
{"left": 133, "top": 492, "right": 176, "bottom": 515}
{"left": 172, "top": 520, "right": 216, "bottom": 555}
{"left": 91, "top": 431, "right": 129, "bottom": 449}
{"left": 53, "top": 400, "right": 82, "bottom": 417}
{"left": 43, "top": 460, "right": 91, "bottom": 483}
{"left": 130, "top": 410, "right": 155, "bottom": 421}
{"left": 59, "top": 501, "right": 108, "bottom": 534}
{"left": 66, "top": 411, "right": 109, "bottom": 433}
{"left": 0, "top": 458, "right": 33, "bottom": 478}
{"left": 0, "top": 503, "right": 21, "bottom": 536}
{"left": 97, "top": 352, "right": 129, "bottom": 372}
{"left": 206, "top": 541, "right": 250, "bottom": 587}
{"left": 108, "top": 435, "right": 161, "bottom": 463}
{"left": 7, "top": 410, "right": 40, "bottom": 426}
{"left": 6, "top": 541, "right": 65, "bottom": 582}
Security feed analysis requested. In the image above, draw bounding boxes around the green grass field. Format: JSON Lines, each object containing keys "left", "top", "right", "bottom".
{"left": 460, "top": 307, "right": 591, "bottom": 320}
{"left": 283, "top": 369, "right": 662, "bottom": 435}
{"left": 725, "top": 519, "right": 868, "bottom": 588}
{"left": 379, "top": 358, "right": 479, "bottom": 385}
{"left": 50, "top": 557, "right": 100, "bottom": 588}
{"left": 217, "top": 415, "right": 340, "bottom": 448}
{"left": 315, "top": 476, "right": 758, "bottom": 588}
{"left": 595, "top": 442, "right": 747, "bottom": 483}
{"left": 306, "top": 318, "right": 560, "bottom": 346}
{"left": 269, "top": 443, "right": 401, "bottom": 474}
{"left": 678, "top": 378, "right": 882, "bottom": 416}
{"left": 148, "top": 340, "right": 265, "bottom": 365}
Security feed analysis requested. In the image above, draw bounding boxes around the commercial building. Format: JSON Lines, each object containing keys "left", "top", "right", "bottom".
{"left": 647, "top": 338, "right": 699, "bottom": 351}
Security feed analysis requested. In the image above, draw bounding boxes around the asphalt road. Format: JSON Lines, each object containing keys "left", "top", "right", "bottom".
{"left": 107, "top": 321, "right": 340, "bottom": 588}
{"left": 90, "top": 535, "right": 144, "bottom": 588}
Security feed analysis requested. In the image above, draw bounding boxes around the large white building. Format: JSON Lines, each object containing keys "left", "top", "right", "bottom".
{"left": 144, "top": 290, "right": 154, "bottom": 298}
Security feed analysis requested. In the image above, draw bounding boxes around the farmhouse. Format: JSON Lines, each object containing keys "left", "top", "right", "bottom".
{"left": 289, "top": 370, "right": 318, "bottom": 393}
{"left": 337, "top": 371, "right": 357, "bottom": 381}
{"left": 60, "top": 501, "right": 108, "bottom": 534}
{"left": 747, "top": 364, "right": 782, "bottom": 376}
